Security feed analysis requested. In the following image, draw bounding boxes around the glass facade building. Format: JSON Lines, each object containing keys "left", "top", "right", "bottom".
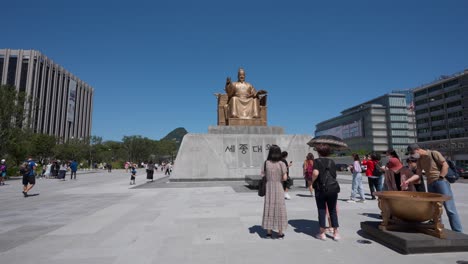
{"left": 0, "top": 49, "right": 94, "bottom": 141}
{"left": 413, "top": 69, "right": 468, "bottom": 165}
{"left": 315, "top": 94, "right": 417, "bottom": 155}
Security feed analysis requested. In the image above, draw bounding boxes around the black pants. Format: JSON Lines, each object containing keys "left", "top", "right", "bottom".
{"left": 70, "top": 171, "right": 77, "bottom": 179}
{"left": 368, "top": 177, "right": 380, "bottom": 197}
{"left": 315, "top": 191, "right": 339, "bottom": 228}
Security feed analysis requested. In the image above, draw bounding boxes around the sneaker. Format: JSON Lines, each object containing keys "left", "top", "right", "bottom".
{"left": 333, "top": 233, "right": 341, "bottom": 241}
{"left": 346, "top": 199, "right": 356, "bottom": 203}
{"left": 284, "top": 193, "right": 291, "bottom": 200}
{"left": 277, "top": 234, "right": 285, "bottom": 240}
{"left": 357, "top": 199, "right": 366, "bottom": 203}
{"left": 315, "top": 233, "right": 326, "bottom": 240}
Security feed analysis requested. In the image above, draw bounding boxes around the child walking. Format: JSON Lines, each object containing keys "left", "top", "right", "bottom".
{"left": 130, "top": 164, "right": 137, "bottom": 185}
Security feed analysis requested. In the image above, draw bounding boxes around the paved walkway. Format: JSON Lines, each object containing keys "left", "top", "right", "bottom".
{"left": 0, "top": 169, "right": 467, "bottom": 264}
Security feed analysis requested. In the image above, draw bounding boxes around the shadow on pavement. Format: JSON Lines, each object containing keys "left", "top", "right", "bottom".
{"left": 248, "top": 225, "right": 268, "bottom": 238}
{"left": 359, "top": 213, "right": 381, "bottom": 220}
{"left": 296, "top": 194, "right": 313, "bottom": 198}
{"left": 289, "top": 219, "right": 319, "bottom": 237}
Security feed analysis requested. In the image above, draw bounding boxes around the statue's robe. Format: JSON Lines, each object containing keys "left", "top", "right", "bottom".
{"left": 225, "top": 81, "right": 260, "bottom": 119}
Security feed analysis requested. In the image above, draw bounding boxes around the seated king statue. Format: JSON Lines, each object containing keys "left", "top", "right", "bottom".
{"left": 225, "top": 68, "right": 267, "bottom": 119}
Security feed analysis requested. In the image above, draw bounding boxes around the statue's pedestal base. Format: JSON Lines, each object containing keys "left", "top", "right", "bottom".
{"left": 361, "top": 221, "right": 468, "bottom": 254}
{"left": 228, "top": 118, "right": 265, "bottom": 126}
{"left": 171, "top": 126, "right": 314, "bottom": 181}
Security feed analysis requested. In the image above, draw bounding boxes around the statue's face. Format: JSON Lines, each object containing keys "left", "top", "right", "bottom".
{"left": 238, "top": 71, "right": 245, "bottom": 82}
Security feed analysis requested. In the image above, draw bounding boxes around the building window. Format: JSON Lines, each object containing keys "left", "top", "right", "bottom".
{"left": 19, "top": 58, "right": 29, "bottom": 92}
{"left": 429, "top": 94, "right": 444, "bottom": 101}
{"left": 415, "top": 98, "right": 428, "bottom": 106}
{"left": 428, "top": 85, "right": 442, "bottom": 93}
{"left": 390, "top": 115, "right": 408, "bottom": 121}
{"left": 392, "top": 130, "right": 408, "bottom": 136}
{"left": 0, "top": 57, "right": 4, "bottom": 84}
{"left": 35, "top": 62, "right": 44, "bottom": 132}
{"left": 443, "top": 78, "right": 459, "bottom": 88}
{"left": 432, "top": 125, "right": 446, "bottom": 131}
{"left": 415, "top": 109, "right": 428, "bottom": 115}
{"left": 389, "top": 108, "right": 408, "bottom": 114}
{"left": 431, "top": 115, "right": 445, "bottom": 122}
{"left": 389, "top": 97, "right": 406, "bottom": 107}
{"left": 392, "top": 138, "right": 411, "bottom": 144}
{"left": 414, "top": 89, "right": 427, "bottom": 97}
{"left": 432, "top": 135, "right": 447, "bottom": 140}
{"left": 446, "top": 100, "right": 461, "bottom": 108}
{"left": 416, "top": 118, "right": 430, "bottom": 124}
{"left": 417, "top": 128, "right": 430, "bottom": 134}
{"left": 7, "top": 56, "right": 18, "bottom": 85}
{"left": 429, "top": 105, "right": 444, "bottom": 112}
{"left": 418, "top": 137, "right": 431, "bottom": 142}
{"left": 448, "top": 111, "right": 462, "bottom": 118}
{"left": 391, "top": 123, "right": 408, "bottom": 129}
{"left": 445, "top": 89, "right": 460, "bottom": 98}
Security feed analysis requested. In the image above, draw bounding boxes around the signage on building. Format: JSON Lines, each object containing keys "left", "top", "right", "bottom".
{"left": 67, "top": 79, "right": 77, "bottom": 122}
{"left": 316, "top": 120, "right": 363, "bottom": 139}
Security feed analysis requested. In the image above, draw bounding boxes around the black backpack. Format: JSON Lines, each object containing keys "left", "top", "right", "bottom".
{"left": 315, "top": 158, "right": 340, "bottom": 193}
{"left": 430, "top": 152, "right": 459, "bottom": 183}
{"left": 372, "top": 161, "right": 383, "bottom": 176}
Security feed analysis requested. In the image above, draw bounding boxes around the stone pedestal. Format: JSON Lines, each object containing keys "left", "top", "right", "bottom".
{"left": 171, "top": 126, "right": 315, "bottom": 181}
{"left": 228, "top": 118, "right": 265, "bottom": 126}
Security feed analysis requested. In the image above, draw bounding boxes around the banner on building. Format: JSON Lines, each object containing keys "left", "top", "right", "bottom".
{"left": 316, "top": 120, "right": 363, "bottom": 139}
{"left": 67, "top": 79, "right": 77, "bottom": 122}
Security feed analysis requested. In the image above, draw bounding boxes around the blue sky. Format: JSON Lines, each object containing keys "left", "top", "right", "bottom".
{"left": 3, "top": 0, "right": 468, "bottom": 141}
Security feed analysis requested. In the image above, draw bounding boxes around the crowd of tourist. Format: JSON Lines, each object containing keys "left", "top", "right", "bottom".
{"left": 260, "top": 143, "right": 464, "bottom": 241}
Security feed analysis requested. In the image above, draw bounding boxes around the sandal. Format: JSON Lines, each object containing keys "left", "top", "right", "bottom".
{"left": 315, "top": 233, "right": 326, "bottom": 240}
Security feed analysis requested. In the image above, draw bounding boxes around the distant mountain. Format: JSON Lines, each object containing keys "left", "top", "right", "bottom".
{"left": 161, "top": 127, "right": 188, "bottom": 144}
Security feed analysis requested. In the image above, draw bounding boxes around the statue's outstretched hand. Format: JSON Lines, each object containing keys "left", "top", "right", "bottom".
{"left": 257, "top": 90, "right": 267, "bottom": 95}
{"left": 226, "top": 77, "right": 231, "bottom": 86}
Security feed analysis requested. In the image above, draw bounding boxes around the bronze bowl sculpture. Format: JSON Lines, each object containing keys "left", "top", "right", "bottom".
{"left": 374, "top": 191, "right": 451, "bottom": 238}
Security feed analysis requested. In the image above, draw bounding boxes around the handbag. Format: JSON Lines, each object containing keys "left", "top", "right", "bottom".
{"left": 258, "top": 161, "right": 267, "bottom": 197}
{"left": 258, "top": 177, "right": 266, "bottom": 197}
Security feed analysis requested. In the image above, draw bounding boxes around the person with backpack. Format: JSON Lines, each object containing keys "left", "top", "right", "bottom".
{"left": 369, "top": 153, "right": 383, "bottom": 197}
{"left": 312, "top": 143, "right": 341, "bottom": 241}
{"left": 363, "top": 154, "right": 378, "bottom": 199}
{"left": 21, "top": 157, "right": 37, "bottom": 197}
{"left": 402, "top": 144, "right": 463, "bottom": 233}
{"left": 303, "top": 153, "right": 315, "bottom": 197}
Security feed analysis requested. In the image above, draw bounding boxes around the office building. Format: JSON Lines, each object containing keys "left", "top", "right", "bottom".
{"left": 315, "top": 94, "right": 417, "bottom": 154}
{"left": 413, "top": 69, "right": 468, "bottom": 165}
{"left": 0, "top": 49, "right": 94, "bottom": 141}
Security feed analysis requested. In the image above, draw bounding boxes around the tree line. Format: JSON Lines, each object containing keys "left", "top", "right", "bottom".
{"left": 0, "top": 84, "right": 178, "bottom": 174}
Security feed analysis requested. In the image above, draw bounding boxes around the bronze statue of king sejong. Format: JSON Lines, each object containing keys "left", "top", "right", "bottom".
{"left": 216, "top": 68, "right": 268, "bottom": 126}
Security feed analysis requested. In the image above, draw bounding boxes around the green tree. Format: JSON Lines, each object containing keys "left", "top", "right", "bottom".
{"left": 0, "top": 85, "right": 29, "bottom": 159}
{"left": 30, "top": 133, "right": 56, "bottom": 162}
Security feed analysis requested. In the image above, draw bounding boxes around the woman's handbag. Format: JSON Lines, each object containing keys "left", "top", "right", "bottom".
{"left": 258, "top": 161, "right": 267, "bottom": 197}
{"left": 258, "top": 177, "right": 266, "bottom": 197}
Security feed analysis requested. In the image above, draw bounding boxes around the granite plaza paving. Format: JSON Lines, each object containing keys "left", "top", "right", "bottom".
{"left": 0, "top": 169, "right": 467, "bottom": 264}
